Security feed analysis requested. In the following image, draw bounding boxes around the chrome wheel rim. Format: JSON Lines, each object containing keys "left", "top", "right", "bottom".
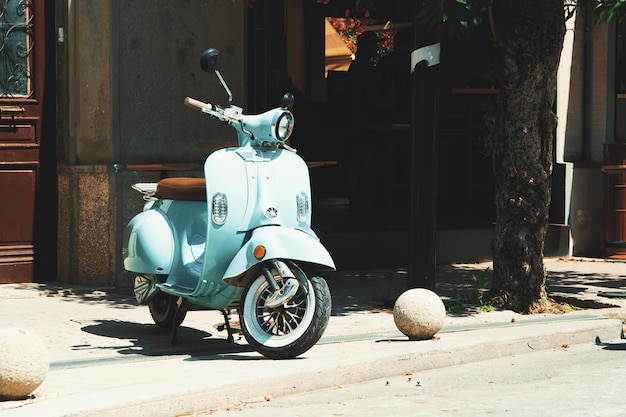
{"left": 243, "top": 273, "right": 315, "bottom": 348}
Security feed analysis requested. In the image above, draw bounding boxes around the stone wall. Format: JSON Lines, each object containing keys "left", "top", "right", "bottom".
{"left": 57, "top": 165, "right": 117, "bottom": 285}
{"left": 57, "top": 1, "right": 244, "bottom": 285}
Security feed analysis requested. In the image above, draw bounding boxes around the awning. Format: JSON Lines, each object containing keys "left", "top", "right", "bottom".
{"left": 325, "top": 18, "right": 353, "bottom": 74}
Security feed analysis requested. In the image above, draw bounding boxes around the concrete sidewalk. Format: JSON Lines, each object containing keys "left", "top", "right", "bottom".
{"left": 0, "top": 257, "right": 624, "bottom": 417}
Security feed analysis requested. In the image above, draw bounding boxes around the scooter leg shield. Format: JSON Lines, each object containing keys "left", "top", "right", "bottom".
{"left": 123, "top": 209, "right": 175, "bottom": 274}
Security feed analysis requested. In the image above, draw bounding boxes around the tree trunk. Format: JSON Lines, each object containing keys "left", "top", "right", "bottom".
{"left": 487, "top": 1, "right": 566, "bottom": 313}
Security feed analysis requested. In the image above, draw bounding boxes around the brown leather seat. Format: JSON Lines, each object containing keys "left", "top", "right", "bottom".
{"left": 155, "top": 177, "right": 207, "bottom": 201}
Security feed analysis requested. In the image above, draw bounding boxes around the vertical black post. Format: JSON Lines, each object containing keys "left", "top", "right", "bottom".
{"left": 408, "top": 8, "right": 441, "bottom": 290}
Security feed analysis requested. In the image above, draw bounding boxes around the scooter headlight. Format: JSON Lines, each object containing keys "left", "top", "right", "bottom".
{"left": 211, "top": 192, "right": 227, "bottom": 225}
{"left": 273, "top": 111, "right": 294, "bottom": 142}
{"left": 296, "top": 192, "right": 310, "bottom": 223}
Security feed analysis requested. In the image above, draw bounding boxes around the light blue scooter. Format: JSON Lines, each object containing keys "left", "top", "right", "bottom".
{"left": 123, "top": 49, "right": 335, "bottom": 359}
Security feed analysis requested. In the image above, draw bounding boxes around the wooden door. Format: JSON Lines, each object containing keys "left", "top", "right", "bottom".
{"left": 0, "top": 0, "right": 54, "bottom": 283}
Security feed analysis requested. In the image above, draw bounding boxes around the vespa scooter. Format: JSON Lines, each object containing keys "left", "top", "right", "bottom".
{"left": 123, "top": 48, "right": 335, "bottom": 359}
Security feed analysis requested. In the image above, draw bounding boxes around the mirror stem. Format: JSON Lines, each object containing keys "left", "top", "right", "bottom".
{"left": 215, "top": 70, "right": 233, "bottom": 105}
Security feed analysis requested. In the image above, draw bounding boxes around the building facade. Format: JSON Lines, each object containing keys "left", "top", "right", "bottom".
{"left": 0, "top": 1, "right": 621, "bottom": 285}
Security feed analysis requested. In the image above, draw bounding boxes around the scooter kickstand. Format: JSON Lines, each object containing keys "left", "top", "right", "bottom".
{"left": 171, "top": 297, "right": 189, "bottom": 346}
{"left": 220, "top": 309, "right": 235, "bottom": 344}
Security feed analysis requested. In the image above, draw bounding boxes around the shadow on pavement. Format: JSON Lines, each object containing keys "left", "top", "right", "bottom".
{"left": 327, "top": 263, "right": 626, "bottom": 313}
{"left": 326, "top": 265, "right": 488, "bottom": 316}
{"left": 7, "top": 282, "right": 138, "bottom": 308}
{"left": 11, "top": 261, "right": 626, "bottom": 322}
{"left": 79, "top": 319, "right": 253, "bottom": 359}
{"left": 547, "top": 270, "right": 624, "bottom": 309}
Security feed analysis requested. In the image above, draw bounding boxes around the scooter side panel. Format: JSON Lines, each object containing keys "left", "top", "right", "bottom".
{"left": 123, "top": 209, "right": 175, "bottom": 274}
{"left": 157, "top": 200, "right": 210, "bottom": 292}
{"left": 222, "top": 226, "right": 336, "bottom": 284}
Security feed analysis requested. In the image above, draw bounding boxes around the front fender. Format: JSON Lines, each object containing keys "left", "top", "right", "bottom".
{"left": 222, "top": 226, "right": 335, "bottom": 284}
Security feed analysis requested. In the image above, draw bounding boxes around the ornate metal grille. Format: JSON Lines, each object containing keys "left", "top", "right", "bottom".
{"left": 0, "top": 0, "right": 33, "bottom": 98}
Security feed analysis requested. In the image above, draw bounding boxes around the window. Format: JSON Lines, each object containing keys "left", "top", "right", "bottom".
{"left": 0, "top": 0, "right": 33, "bottom": 98}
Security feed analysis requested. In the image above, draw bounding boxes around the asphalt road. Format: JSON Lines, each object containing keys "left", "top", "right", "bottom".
{"left": 201, "top": 340, "right": 626, "bottom": 417}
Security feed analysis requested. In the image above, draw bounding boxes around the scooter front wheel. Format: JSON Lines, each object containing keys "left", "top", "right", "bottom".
{"left": 239, "top": 263, "right": 331, "bottom": 359}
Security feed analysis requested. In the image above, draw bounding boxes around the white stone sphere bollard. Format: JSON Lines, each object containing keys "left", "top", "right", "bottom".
{"left": 0, "top": 327, "right": 49, "bottom": 399}
{"left": 393, "top": 288, "right": 446, "bottom": 340}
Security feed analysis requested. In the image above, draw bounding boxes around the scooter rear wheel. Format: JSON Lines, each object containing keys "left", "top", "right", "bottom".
{"left": 149, "top": 292, "right": 186, "bottom": 330}
{"left": 239, "top": 263, "right": 331, "bottom": 359}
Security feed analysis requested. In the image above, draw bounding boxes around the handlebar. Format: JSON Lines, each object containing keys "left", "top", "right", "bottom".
{"left": 184, "top": 96, "right": 231, "bottom": 121}
{"left": 183, "top": 96, "right": 296, "bottom": 152}
{"left": 184, "top": 96, "right": 212, "bottom": 112}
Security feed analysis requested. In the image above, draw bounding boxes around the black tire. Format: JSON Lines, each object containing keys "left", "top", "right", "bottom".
{"left": 148, "top": 292, "right": 186, "bottom": 330}
{"left": 239, "top": 263, "right": 331, "bottom": 359}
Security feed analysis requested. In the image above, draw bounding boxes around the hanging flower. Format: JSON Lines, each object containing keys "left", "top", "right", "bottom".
{"left": 328, "top": 16, "right": 394, "bottom": 61}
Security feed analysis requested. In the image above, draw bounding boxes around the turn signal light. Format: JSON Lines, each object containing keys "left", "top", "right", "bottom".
{"left": 253, "top": 245, "right": 266, "bottom": 259}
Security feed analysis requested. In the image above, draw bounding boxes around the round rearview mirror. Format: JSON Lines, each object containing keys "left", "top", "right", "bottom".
{"left": 280, "top": 92, "right": 295, "bottom": 110}
{"left": 200, "top": 48, "right": 222, "bottom": 73}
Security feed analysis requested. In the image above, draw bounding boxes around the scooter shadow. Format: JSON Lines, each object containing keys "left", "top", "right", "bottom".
{"left": 80, "top": 319, "right": 256, "bottom": 359}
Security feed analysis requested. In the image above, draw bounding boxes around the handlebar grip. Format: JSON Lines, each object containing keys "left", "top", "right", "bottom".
{"left": 184, "top": 97, "right": 212, "bottom": 111}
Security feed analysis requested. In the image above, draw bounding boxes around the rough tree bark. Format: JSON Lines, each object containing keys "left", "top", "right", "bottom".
{"left": 486, "top": 0, "right": 567, "bottom": 313}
